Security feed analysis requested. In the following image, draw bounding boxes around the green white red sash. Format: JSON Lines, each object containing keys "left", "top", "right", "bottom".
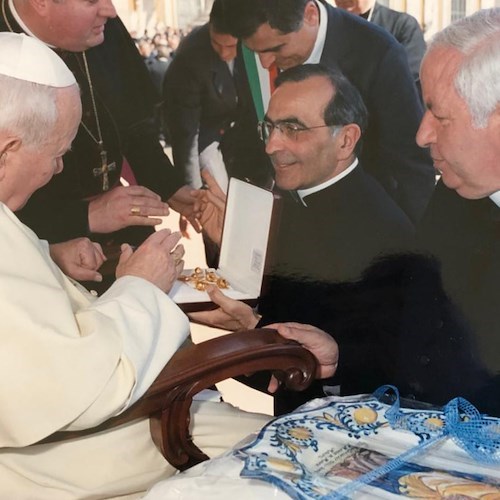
{"left": 242, "top": 45, "right": 278, "bottom": 120}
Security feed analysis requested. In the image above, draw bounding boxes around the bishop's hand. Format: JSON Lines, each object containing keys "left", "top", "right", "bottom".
{"left": 88, "top": 185, "right": 169, "bottom": 233}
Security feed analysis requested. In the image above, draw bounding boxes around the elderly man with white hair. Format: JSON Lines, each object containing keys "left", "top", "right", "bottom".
{"left": 0, "top": 32, "right": 267, "bottom": 499}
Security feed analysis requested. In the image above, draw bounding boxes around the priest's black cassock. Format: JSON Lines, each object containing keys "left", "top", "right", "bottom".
{"left": 0, "top": 5, "right": 184, "bottom": 245}
{"left": 256, "top": 165, "right": 415, "bottom": 414}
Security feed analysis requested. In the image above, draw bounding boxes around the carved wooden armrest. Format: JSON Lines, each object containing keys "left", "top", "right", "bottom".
{"left": 39, "top": 328, "right": 317, "bottom": 471}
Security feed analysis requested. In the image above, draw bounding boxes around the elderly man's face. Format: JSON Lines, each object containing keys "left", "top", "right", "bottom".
{"left": 416, "top": 47, "right": 500, "bottom": 199}
{"left": 6, "top": 88, "right": 81, "bottom": 211}
{"left": 243, "top": 2, "right": 319, "bottom": 70}
{"left": 42, "top": 0, "right": 117, "bottom": 52}
{"left": 264, "top": 76, "right": 345, "bottom": 191}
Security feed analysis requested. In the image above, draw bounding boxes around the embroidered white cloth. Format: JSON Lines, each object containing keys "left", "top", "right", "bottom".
{"left": 144, "top": 393, "right": 500, "bottom": 499}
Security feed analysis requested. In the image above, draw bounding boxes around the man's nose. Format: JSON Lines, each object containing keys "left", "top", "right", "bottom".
{"left": 265, "top": 127, "right": 285, "bottom": 155}
{"left": 100, "top": 0, "right": 117, "bottom": 18}
{"left": 416, "top": 110, "right": 436, "bottom": 148}
{"left": 258, "top": 52, "right": 276, "bottom": 69}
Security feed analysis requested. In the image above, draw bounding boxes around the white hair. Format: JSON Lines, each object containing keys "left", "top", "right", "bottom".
{"left": 0, "top": 74, "right": 60, "bottom": 148}
{"left": 428, "top": 8, "right": 500, "bottom": 128}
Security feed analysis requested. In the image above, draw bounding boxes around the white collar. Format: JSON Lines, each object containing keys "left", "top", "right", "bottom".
{"left": 489, "top": 190, "right": 500, "bottom": 208}
{"left": 304, "top": 0, "right": 327, "bottom": 65}
{"left": 297, "top": 158, "right": 358, "bottom": 205}
{"left": 9, "top": 0, "right": 55, "bottom": 47}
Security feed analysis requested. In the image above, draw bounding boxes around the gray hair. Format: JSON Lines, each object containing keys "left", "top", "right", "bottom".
{"left": 428, "top": 8, "right": 500, "bottom": 128}
{"left": 0, "top": 74, "right": 60, "bottom": 148}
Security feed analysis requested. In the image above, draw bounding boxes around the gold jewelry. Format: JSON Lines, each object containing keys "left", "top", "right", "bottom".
{"left": 81, "top": 52, "right": 116, "bottom": 191}
{"left": 130, "top": 206, "right": 141, "bottom": 216}
{"left": 178, "top": 268, "right": 229, "bottom": 291}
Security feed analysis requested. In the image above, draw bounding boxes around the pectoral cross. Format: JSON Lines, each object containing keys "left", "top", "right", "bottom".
{"left": 93, "top": 147, "right": 116, "bottom": 191}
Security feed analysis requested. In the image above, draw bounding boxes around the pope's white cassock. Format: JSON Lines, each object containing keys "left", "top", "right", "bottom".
{"left": 0, "top": 204, "right": 267, "bottom": 499}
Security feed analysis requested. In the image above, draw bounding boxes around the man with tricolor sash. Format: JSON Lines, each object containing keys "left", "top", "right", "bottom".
{"left": 222, "top": 0, "right": 435, "bottom": 225}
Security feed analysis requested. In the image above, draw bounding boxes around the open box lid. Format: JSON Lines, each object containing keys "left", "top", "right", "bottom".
{"left": 169, "top": 178, "right": 276, "bottom": 308}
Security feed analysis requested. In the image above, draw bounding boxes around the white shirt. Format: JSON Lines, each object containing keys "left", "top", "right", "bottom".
{"left": 304, "top": 0, "right": 328, "bottom": 65}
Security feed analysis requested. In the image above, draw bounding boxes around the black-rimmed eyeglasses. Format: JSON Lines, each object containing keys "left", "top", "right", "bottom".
{"left": 257, "top": 120, "right": 335, "bottom": 144}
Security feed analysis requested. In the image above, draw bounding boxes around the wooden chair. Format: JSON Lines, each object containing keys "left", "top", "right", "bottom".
{"left": 39, "top": 328, "right": 317, "bottom": 471}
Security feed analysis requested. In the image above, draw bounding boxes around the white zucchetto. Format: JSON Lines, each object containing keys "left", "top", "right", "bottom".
{"left": 0, "top": 32, "right": 75, "bottom": 87}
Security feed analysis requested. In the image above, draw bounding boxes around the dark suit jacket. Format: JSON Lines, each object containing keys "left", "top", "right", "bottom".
{"left": 319, "top": 3, "right": 434, "bottom": 224}
{"left": 235, "top": 2, "right": 434, "bottom": 222}
{"left": 163, "top": 24, "right": 246, "bottom": 186}
{"left": 256, "top": 165, "right": 415, "bottom": 413}
{"left": 145, "top": 56, "right": 170, "bottom": 95}
{"left": 0, "top": 9, "right": 184, "bottom": 243}
{"left": 370, "top": 3, "right": 426, "bottom": 85}
{"left": 392, "top": 182, "right": 500, "bottom": 416}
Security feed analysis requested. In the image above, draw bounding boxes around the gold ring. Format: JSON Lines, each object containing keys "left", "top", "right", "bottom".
{"left": 130, "top": 206, "right": 141, "bottom": 216}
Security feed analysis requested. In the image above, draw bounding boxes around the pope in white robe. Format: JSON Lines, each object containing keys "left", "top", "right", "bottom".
{"left": 0, "top": 32, "right": 268, "bottom": 499}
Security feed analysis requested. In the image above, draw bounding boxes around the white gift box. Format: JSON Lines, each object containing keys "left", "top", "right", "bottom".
{"left": 169, "top": 178, "right": 278, "bottom": 312}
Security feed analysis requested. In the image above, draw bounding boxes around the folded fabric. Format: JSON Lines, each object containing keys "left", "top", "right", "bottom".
{"left": 143, "top": 389, "right": 500, "bottom": 499}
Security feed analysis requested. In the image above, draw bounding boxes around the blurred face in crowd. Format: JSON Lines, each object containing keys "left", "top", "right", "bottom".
{"left": 209, "top": 26, "right": 238, "bottom": 62}
{"left": 334, "top": 0, "right": 374, "bottom": 15}
{"left": 26, "top": 0, "right": 117, "bottom": 51}
{"left": 416, "top": 47, "right": 500, "bottom": 199}
{"left": 264, "top": 76, "right": 358, "bottom": 190}
{"left": 243, "top": 1, "right": 319, "bottom": 70}
{"left": 0, "top": 87, "right": 81, "bottom": 210}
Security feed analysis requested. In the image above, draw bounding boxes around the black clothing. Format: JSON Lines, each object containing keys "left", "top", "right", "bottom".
{"left": 0, "top": 8, "right": 184, "bottom": 243}
{"left": 257, "top": 166, "right": 415, "bottom": 414}
{"left": 363, "top": 2, "right": 426, "bottom": 87}
{"left": 163, "top": 24, "right": 268, "bottom": 186}
{"left": 235, "top": 1, "right": 435, "bottom": 223}
{"left": 393, "top": 182, "right": 500, "bottom": 416}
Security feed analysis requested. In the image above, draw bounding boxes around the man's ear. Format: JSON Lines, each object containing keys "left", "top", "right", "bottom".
{"left": 0, "top": 136, "right": 22, "bottom": 181}
{"left": 335, "top": 124, "right": 361, "bottom": 160}
{"left": 303, "top": 0, "right": 320, "bottom": 27}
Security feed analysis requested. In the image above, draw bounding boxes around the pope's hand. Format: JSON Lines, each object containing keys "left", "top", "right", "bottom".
{"left": 88, "top": 185, "right": 169, "bottom": 233}
{"left": 116, "top": 229, "right": 184, "bottom": 293}
{"left": 50, "top": 237, "right": 106, "bottom": 282}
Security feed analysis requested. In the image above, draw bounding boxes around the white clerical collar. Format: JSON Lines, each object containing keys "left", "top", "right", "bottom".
{"left": 304, "top": 0, "right": 327, "bottom": 65}
{"left": 297, "top": 158, "right": 358, "bottom": 206}
{"left": 8, "top": 0, "right": 55, "bottom": 47}
{"left": 489, "top": 190, "right": 500, "bottom": 208}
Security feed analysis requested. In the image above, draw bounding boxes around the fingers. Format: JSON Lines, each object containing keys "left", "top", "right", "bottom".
{"left": 124, "top": 185, "right": 162, "bottom": 200}
{"left": 128, "top": 216, "right": 164, "bottom": 227}
{"left": 88, "top": 185, "right": 169, "bottom": 233}
{"left": 205, "top": 285, "right": 233, "bottom": 308}
{"left": 187, "top": 214, "right": 203, "bottom": 233}
{"left": 92, "top": 242, "right": 106, "bottom": 263}
{"left": 118, "top": 243, "right": 134, "bottom": 266}
{"left": 179, "top": 214, "right": 190, "bottom": 239}
{"left": 170, "top": 243, "right": 185, "bottom": 272}
{"left": 201, "top": 169, "right": 226, "bottom": 201}
{"left": 267, "top": 374, "right": 281, "bottom": 394}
